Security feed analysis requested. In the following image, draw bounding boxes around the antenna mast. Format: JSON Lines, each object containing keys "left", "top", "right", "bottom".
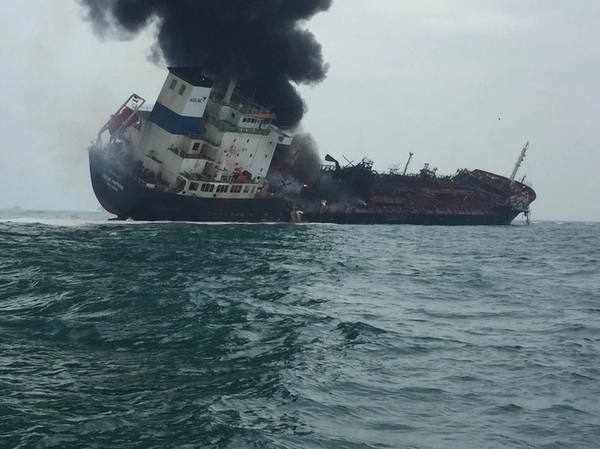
{"left": 510, "top": 142, "right": 529, "bottom": 182}
{"left": 402, "top": 152, "right": 414, "bottom": 175}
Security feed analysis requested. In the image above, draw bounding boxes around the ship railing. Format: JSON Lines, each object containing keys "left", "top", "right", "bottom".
{"left": 208, "top": 117, "right": 271, "bottom": 136}
{"left": 178, "top": 171, "right": 261, "bottom": 185}
{"left": 167, "top": 146, "right": 216, "bottom": 161}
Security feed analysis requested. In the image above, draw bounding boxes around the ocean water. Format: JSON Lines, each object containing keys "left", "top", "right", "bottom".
{"left": 1, "top": 210, "right": 599, "bottom": 449}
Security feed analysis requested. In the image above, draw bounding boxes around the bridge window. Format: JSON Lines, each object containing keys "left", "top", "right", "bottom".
{"left": 201, "top": 183, "right": 215, "bottom": 192}
{"left": 192, "top": 142, "right": 200, "bottom": 151}
{"left": 216, "top": 185, "right": 228, "bottom": 193}
{"left": 179, "top": 84, "right": 187, "bottom": 96}
{"left": 231, "top": 185, "right": 242, "bottom": 193}
{"left": 170, "top": 79, "right": 178, "bottom": 90}
{"left": 243, "top": 185, "right": 251, "bottom": 193}
{"left": 189, "top": 182, "right": 199, "bottom": 191}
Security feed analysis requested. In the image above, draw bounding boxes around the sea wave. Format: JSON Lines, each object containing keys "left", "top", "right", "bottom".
{"left": 1, "top": 213, "right": 599, "bottom": 448}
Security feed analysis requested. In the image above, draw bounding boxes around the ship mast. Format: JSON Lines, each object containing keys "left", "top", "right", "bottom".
{"left": 510, "top": 142, "right": 529, "bottom": 182}
{"left": 402, "top": 152, "right": 414, "bottom": 175}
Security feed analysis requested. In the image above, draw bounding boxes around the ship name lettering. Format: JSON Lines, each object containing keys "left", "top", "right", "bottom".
{"left": 102, "top": 174, "right": 124, "bottom": 192}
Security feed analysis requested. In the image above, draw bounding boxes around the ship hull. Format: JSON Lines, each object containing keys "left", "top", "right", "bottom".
{"left": 89, "top": 148, "right": 293, "bottom": 222}
{"left": 90, "top": 148, "right": 524, "bottom": 225}
{"left": 300, "top": 210, "right": 519, "bottom": 225}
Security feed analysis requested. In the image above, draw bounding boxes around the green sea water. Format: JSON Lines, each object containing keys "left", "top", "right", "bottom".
{"left": 1, "top": 211, "right": 599, "bottom": 448}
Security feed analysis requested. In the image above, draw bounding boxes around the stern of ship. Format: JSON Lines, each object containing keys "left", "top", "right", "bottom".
{"left": 88, "top": 144, "right": 141, "bottom": 218}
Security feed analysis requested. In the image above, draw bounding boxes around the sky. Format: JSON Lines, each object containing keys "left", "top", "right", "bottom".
{"left": 1, "top": 0, "right": 599, "bottom": 221}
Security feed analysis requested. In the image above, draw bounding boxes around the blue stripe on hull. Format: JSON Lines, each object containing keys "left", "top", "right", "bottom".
{"left": 149, "top": 102, "right": 203, "bottom": 135}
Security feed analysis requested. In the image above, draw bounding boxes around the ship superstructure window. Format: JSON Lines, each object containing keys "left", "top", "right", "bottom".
{"left": 170, "top": 79, "right": 178, "bottom": 90}
{"left": 179, "top": 84, "right": 187, "bottom": 96}
{"left": 201, "top": 183, "right": 215, "bottom": 193}
{"left": 192, "top": 142, "right": 200, "bottom": 152}
{"left": 216, "top": 185, "right": 228, "bottom": 193}
{"left": 231, "top": 185, "right": 242, "bottom": 193}
{"left": 243, "top": 185, "right": 251, "bottom": 193}
{"left": 189, "top": 182, "right": 199, "bottom": 191}
{"left": 243, "top": 117, "right": 265, "bottom": 124}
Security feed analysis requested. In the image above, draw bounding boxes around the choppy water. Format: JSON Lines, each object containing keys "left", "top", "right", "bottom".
{"left": 1, "top": 210, "right": 599, "bottom": 449}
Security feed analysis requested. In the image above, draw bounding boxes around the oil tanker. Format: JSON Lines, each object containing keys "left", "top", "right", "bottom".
{"left": 88, "top": 67, "right": 536, "bottom": 225}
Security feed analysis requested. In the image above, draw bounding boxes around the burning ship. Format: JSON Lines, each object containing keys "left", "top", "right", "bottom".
{"left": 88, "top": 67, "right": 536, "bottom": 225}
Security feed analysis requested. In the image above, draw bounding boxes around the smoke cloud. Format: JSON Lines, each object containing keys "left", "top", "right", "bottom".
{"left": 270, "top": 133, "right": 322, "bottom": 183}
{"left": 79, "top": 0, "right": 332, "bottom": 128}
{"left": 268, "top": 134, "right": 363, "bottom": 212}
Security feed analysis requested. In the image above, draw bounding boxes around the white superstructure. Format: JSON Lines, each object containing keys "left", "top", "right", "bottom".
{"left": 107, "top": 67, "right": 293, "bottom": 199}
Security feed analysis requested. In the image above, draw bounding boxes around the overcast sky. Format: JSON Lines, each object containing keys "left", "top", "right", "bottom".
{"left": 1, "top": 1, "right": 599, "bottom": 221}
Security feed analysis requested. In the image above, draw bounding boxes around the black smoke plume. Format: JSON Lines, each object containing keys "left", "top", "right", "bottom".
{"left": 268, "top": 134, "right": 363, "bottom": 212}
{"left": 270, "top": 133, "right": 322, "bottom": 184}
{"left": 79, "top": 0, "right": 332, "bottom": 128}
